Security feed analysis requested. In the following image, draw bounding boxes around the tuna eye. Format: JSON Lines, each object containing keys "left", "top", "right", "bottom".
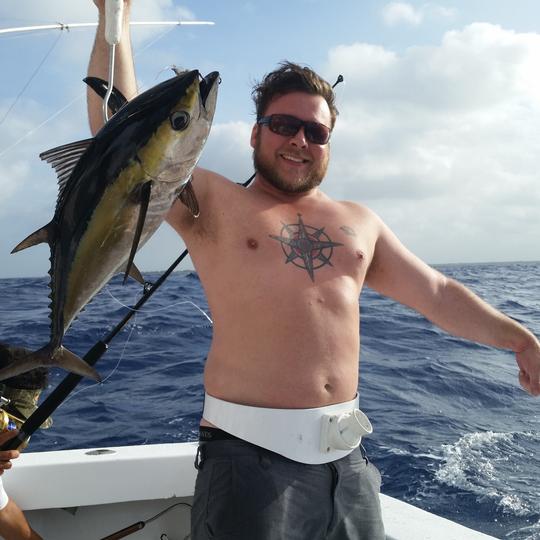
{"left": 170, "top": 111, "right": 190, "bottom": 131}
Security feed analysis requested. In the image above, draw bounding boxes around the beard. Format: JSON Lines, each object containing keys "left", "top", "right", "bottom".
{"left": 252, "top": 134, "right": 329, "bottom": 194}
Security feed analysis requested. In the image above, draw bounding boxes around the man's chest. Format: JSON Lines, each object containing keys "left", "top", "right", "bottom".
{"left": 208, "top": 207, "right": 374, "bottom": 286}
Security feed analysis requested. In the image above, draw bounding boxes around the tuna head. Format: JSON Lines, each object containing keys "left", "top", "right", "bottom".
{"left": 125, "top": 69, "right": 219, "bottom": 185}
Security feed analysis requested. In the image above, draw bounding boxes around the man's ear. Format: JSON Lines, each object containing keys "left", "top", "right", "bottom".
{"left": 250, "top": 123, "right": 259, "bottom": 149}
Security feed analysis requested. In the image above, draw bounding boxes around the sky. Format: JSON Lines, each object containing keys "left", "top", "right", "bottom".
{"left": 1, "top": 0, "right": 540, "bottom": 278}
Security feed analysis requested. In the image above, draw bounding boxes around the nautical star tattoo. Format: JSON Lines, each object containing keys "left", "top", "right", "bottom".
{"left": 269, "top": 214, "right": 343, "bottom": 282}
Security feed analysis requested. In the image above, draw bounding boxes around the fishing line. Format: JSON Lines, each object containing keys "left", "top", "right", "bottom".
{"left": 104, "top": 286, "right": 213, "bottom": 324}
{"left": 62, "top": 282, "right": 214, "bottom": 399}
{"left": 133, "top": 23, "right": 179, "bottom": 60}
{"left": 61, "top": 310, "right": 139, "bottom": 405}
{"left": 0, "top": 29, "right": 55, "bottom": 42}
{"left": 0, "top": 92, "right": 84, "bottom": 159}
{"left": 0, "top": 31, "right": 63, "bottom": 127}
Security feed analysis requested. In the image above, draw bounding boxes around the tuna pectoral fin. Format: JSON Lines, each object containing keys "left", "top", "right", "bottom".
{"left": 178, "top": 180, "right": 200, "bottom": 218}
{"left": 123, "top": 180, "right": 152, "bottom": 285}
{"left": 0, "top": 346, "right": 101, "bottom": 382}
{"left": 12, "top": 223, "right": 54, "bottom": 253}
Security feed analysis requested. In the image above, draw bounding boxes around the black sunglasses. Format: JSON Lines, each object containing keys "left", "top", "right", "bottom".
{"left": 257, "top": 114, "right": 331, "bottom": 145}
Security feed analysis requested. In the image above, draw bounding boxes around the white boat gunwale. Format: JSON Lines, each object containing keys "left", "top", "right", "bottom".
{"left": 2, "top": 442, "right": 499, "bottom": 540}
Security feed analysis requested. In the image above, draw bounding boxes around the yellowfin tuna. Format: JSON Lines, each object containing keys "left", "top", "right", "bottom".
{"left": 0, "top": 69, "right": 219, "bottom": 381}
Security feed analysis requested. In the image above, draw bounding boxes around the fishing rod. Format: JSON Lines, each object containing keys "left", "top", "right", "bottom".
{"left": 99, "top": 501, "right": 191, "bottom": 540}
{"left": 0, "top": 248, "right": 189, "bottom": 451}
{"left": 0, "top": 174, "right": 255, "bottom": 452}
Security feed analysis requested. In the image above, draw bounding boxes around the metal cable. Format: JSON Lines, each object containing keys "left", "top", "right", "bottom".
{"left": 0, "top": 31, "right": 63, "bottom": 126}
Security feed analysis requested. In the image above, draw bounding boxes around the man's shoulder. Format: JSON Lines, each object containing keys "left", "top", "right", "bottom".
{"left": 193, "top": 167, "right": 248, "bottom": 196}
{"left": 332, "top": 198, "right": 381, "bottom": 224}
{"left": 193, "top": 166, "right": 232, "bottom": 186}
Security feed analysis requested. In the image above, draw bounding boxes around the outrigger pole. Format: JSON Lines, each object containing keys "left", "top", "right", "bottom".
{"left": 0, "top": 20, "right": 214, "bottom": 36}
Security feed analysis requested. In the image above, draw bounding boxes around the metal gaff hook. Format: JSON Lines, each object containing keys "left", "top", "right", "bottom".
{"left": 103, "top": 0, "right": 124, "bottom": 123}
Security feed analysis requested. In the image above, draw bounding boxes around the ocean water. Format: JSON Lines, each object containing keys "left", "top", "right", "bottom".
{"left": 0, "top": 261, "right": 538, "bottom": 539}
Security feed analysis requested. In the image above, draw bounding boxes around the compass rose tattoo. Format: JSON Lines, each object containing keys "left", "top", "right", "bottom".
{"left": 269, "top": 214, "right": 344, "bottom": 281}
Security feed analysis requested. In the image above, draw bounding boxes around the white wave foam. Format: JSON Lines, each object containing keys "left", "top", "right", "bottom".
{"left": 382, "top": 444, "right": 443, "bottom": 461}
{"left": 435, "top": 430, "right": 538, "bottom": 517}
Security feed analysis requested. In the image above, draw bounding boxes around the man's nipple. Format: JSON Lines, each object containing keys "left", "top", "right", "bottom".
{"left": 247, "top": 238, "right": 259, "bottom": 249}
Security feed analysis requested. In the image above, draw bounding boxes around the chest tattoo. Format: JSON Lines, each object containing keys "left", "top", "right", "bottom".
{"left": 269, "top": 214, "right": 343, "bottom": 282}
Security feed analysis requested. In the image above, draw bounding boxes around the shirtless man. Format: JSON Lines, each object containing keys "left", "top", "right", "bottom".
{"left": 88, "top": 3, "right": 540, "bottom": 539}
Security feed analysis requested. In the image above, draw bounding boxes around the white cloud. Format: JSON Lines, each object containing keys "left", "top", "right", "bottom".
{"left": 323, "top": 23, "right": 540, "bottom": 263}
{"left": 0, "top": 92, "right": 92, "bottom": 278}
{"left": 0, "top": 161, "right": 28, "bottom": 213}
{"left": 382, "top": 3, "right": 458, "bottom": 28}
{"left": 199, "top": 121, "right": 254, "bottom": 181}
{"left": 328, "top": 44, "right": 397, "bottom": 83}
{"left": 428, "top": 5, "right": 457, "bottom": 20}
{"left": 382, "top": 2, "right": 423, "bottom": 27}
{"left": 0, "top": 1, "right": 95, "bottom": 22}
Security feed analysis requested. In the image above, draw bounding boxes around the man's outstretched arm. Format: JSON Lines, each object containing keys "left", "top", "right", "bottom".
{"left": 366, "top": 215, "right": 540, "bottom": 396}
{"left": 86, "top": 0, "right": 218, "bottom": 235}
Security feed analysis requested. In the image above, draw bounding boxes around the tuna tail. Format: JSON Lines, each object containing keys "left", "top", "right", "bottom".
{"left": 0, "top": 345, "right": 101, "bottom": 382}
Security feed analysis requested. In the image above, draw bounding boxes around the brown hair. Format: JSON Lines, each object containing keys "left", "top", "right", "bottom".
{"left": 252, "top": 61, "right": 338, "bottom": 129}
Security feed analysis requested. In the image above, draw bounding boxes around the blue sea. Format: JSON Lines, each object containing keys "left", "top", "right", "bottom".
{"left": 0, "top": 261, "right": 539, "bottom": 539}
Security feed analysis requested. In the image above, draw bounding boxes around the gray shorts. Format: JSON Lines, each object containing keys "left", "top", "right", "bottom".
{"left": 191, "top": 431, "right": 385, "bottom": 540}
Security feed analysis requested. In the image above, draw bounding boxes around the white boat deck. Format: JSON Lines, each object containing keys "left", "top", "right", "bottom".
{"left": 2, "top": 443, "right": 499, "bottom": 540}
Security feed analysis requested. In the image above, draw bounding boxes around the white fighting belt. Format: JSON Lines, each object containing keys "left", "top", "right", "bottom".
{"left": 202, "top": 392, "right": 373, "bottom": 464}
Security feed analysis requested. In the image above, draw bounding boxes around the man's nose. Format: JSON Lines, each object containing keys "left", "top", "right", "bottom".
{"left": 289, "top": 126, "right": 308, "bottom": 147}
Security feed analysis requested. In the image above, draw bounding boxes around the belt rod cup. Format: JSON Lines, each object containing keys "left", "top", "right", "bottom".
{"left": 321, "top": 409, "right": 373, "bottom": 453}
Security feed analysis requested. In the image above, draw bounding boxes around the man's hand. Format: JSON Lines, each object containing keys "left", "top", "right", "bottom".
{"left": 516, "top": 338, "right": 540, "bottom": 396}
{"left": 93, "top": 0, "right": 131, "bottom": 11}
{"left": 0, "top": 431, "right": 20, "bottom": 475}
